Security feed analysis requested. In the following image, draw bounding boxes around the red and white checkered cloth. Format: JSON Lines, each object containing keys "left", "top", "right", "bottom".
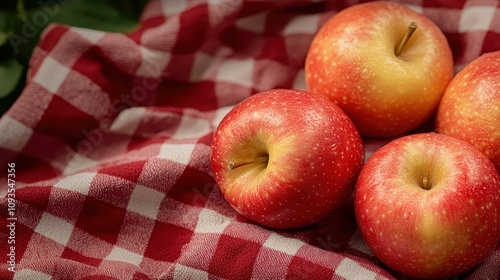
{"left": 1, "top": 0, "right": 499, "bottom": 279}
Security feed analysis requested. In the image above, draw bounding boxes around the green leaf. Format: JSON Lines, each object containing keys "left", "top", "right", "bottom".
{"left": 16, "top": 0, "right": 27, "bottom": 20}
{"left": 0, "top": 57, "right": 23, "bottom": 98}
{"left": 11, "top": 15, "right": 41, "bottom": 65}
{"left": 40, "top": 0, "right": 139, "bottom": 33}
{"left": 107, "top": 0, "right": 149, "bottom": 21}
{"left": 0, "top": 10, "right": 15, "bottom": 31}
{"left": 0, "top": 9, "right": 16, "bottom": 47}
{"left": 0, "top": 31, "right": 9, "bottom": 46}
{"left": 12, "top": 0, "right": 142, "bottom": 64}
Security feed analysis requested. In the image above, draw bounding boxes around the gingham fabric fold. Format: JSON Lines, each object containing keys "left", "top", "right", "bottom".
{"left": 1, "top": 0, "right": 499, "bottom": 279}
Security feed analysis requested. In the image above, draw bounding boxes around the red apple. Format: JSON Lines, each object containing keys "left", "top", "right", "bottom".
{"left": 210, "top": 89, "right": 364, "bottom": 229}
{"left": 354, "top": 133, "right": 500, "bottom": 279}
{"left": 436, "top": 50, "right": 500, "bottom": 173}
{"left": 305, "top": 1, "right": 454, "bottom": 137}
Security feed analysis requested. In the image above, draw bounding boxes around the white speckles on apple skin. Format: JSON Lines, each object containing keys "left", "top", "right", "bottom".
{"left": 210, "top": 89, "right": 364, "bottom": 229}
{"left": 305, "top": 2, "right": 453, "bottom": 138}
{"left": 354, "top": 133, "right": 500, "bottom": 279}
{"left": 436, "top": 50, "right": 500, "bottom": 173}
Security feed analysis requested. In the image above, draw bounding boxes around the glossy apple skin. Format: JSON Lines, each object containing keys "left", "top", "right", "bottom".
{"left": 305, "top": 1, "right": 454, "bottom": 137}
{"left": 436, "top": 51, "right": 500, "bottom": 173}
{"left": 354, "top": 133, "right": 500, "bottom": 279}
{"left": 211, "top": 89, "right": 364, "bottom": 229}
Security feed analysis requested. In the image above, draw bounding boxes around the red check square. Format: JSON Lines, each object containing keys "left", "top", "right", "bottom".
{"left": 75, "top": 197, "right": 127, "bottom": 244}
{"left": 208, "top": 235, "right": 261, "bottom": 279}
{"left": 143, "top": 221, "right": 193, "bottom": 262}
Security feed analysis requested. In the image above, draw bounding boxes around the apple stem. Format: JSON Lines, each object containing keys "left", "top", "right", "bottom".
{"left": 420, "top": 173, "right": 432, "bottom": 190}
{"left": 422, "top": 176, "right": 429, "bottom": 190}
{"left": 227, "top": 155, "right": 269, "bottom": 170}
{"left": 395, "top": 22, "right": 417, "bottom": 56}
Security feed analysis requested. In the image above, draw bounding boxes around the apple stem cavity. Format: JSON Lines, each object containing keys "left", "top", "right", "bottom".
{"left": 395, "top": 22, "right": 417, "bottom": 57}
{"left": 227, "top": 155, "right": 269, "bottom": 170}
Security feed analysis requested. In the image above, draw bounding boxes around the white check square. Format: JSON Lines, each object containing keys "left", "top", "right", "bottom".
{"left": 172, "top": 115, "right": 211, "bottom": 140}
{"left": 459, "top": 6, "right": 496, "bottom": 32}
{"left": 190, "top": 52, "right": 215, "bottom": 82}
{"left": 0, "top": 116, "right": 32, "bottom": 152}
{"left": 34, "top": 213, "right": 75, "bottom": 246}
{"left": 212, "top": 106, "right": 233, "bottom": 127}
{"left": 283, "top": 15, "right": 320, "bottom": 35}
{"left": 173, "top": 264, "right": 209, "bottom": 280}
{"left": 63, "top": 153, "right": 98, "bottom": 175}
{"left": 73, "top": 27, "right": 106, "bottom": 44}
{"left": 127, "top": 184, "right": 165, "bottom": 219}
{"left": 194, "top": 209, "right": 231, "bottom": 233}
{"left": 33, "top": 56, "right": 71, "bottom": 93}
{"left": 109, "top": 107, "right": 146, "bottom": 136}
{"left": 158, "top": 143, "right": 196, "bottom": 165}
{"left": 136, "top": 47, "right": 171, "bottom": 78}
{"left": 263, "top": 233, "right": 304, "bottom": 255}
{"left": 335, "top": 258, "right": 377, "bottom": 280}
{"left": 292, "top": 69, "right": 306, "bottom": 90}
{"left": 235, "top": 12, "right": 267, "bottom": 33}
{"left": 54, "top": 172, "right": 96, "bottom": 195}
{"left": 105, "top": 246, "right": 143, "bottom": 266}
{"left": 161, "top": 0, "right": 188, "bottom": 16}
{"left": 216, "top": 58, "right": 254, "bottom": 88}
{"left": 13, "top": 269, "right": 52, "bottom": 280}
